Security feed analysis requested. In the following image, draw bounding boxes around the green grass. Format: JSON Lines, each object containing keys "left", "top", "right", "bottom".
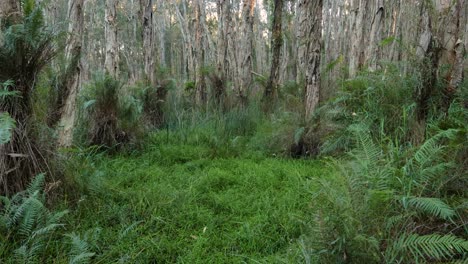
{"left": 56, "top": 134, "right": 329, "bottom": 263}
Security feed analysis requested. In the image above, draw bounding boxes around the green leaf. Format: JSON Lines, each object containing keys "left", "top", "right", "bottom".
{"left": 0, "top": 112, "right": 16, "bottom": 144}
{"left": 405, "top": 196, "right": 455, "bottom": 220}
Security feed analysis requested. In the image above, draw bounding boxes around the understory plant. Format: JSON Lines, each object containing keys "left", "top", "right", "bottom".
{"left": 0, "top": 0, "right": 58, "bottom": 195}
{"left": 77, "top": 73, "right": 144, "bottom": 150}
{"left": 304, "top": 65, "right": 468, "bottom": 263}
{"left": 0, "top": 173, "right": 98, "bottom": 263}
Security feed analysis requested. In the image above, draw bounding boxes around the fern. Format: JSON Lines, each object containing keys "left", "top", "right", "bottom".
{"left": 404, "top": 197, "right": 455, "bottom": 220}
{"left": 0, "top": 174, "right": 68, "bottom": 261}
{"left": 0, "top": 112, "right": 15, "bottom": 144}
{"left": 392, "top": 234, "right": 468, "bottom": 261}
{"left": 67, "top": 232, "right": 96, "bottom": 264}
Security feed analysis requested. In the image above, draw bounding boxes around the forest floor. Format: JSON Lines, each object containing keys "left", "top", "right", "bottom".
{"left": 59, "top": 134, "right": 330, "bottom": 263}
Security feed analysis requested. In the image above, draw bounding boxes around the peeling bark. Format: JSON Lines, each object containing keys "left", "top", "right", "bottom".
{"left": 105, "top": 0, "right": 119, "bottom": 76}
{"left": 57, "top": 0, "right": 85, "bottom": 147}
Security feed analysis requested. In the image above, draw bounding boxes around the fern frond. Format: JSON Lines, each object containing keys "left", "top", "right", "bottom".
{"left": 67, "top": 232, "right": 96, "bottom": 264}
{"left": 396, "top": 234, "right": 468, "bottom": 261}
{"left": 405, "top": 197, "right": 455, "bottom": 220}
{"left": 30, "top": 223, "right": 64, "bottom": 239}
{"left": 0, "top": 112, "right": 15, "bottom": 144}
{"left": 26, "top": 173, "right": 45, "bottom": 195}
{"left": 348, "top": 124, "right": 381, "bottom": 170}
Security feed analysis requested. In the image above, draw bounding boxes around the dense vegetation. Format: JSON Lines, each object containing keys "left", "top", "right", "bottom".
{"left": 1, "top": 0, "right": 467, "bottom": 263}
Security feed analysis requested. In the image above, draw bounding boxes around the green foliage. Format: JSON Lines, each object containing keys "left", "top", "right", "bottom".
{"left": 404, "top": 197, "right": 455, "bottom": 220}
{"left": 302, "top": 64, "right": 468, "bottom": 263}
{"left": 0, "top": 174, "right": 68, "bottom": 262}
{"left": 389, "top": 234, "right": 468, "bottom": 262}
{"left": 77, "top": 73, "right": 144, "bottom": 149}
{"left": 0, "top": 0, "right": 59, "bottom": 194}
{"left": 0, "top": 112, "right": 15, "bottom": 144}
{"left": 58, "top": 138, "right": 328, "bottom": 262}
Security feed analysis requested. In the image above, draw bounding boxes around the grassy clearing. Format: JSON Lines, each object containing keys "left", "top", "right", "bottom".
{"left": 55, "top": 134, "right": 329, "bottom": 263}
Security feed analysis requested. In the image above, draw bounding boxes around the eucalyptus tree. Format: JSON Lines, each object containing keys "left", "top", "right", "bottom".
{"left": 57, "top": 0, "right": 85, "bottom": 147}
{"left": 238, "top": 0, "right": 256, "bottom": 106}
{"left": 105, "top": 0, "right": 119, "bottom": 76}
{"left": 264, "top": 0, "right": 284, "bottom": 107}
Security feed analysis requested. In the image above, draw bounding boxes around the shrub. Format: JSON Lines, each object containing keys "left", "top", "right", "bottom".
{"left": 78, "top": 74, "right": 144, "bottom": 150}
{"left": 0, "top": 0, "right": 59, "bottom": 195}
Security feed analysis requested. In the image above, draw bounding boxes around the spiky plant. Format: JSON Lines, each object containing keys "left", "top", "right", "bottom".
{"left": 0, "top": 0, "right": 58, "bottom": 194}
{"left": 79, "top": 74, "right": 144, "bottom": 149}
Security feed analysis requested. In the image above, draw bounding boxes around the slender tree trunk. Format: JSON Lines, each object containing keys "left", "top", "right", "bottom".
{"left": 443, "top": 0, "right": 466, "bottom": 95}
{"left": 349, "top": 0, "right": 367, "bottom": 77}
{"left": 194, "top": 0, "right": 207, "bottom": 107}
{"left": 57, "top": 0, "right": 85, "bottom": 147}
{"left": 416, "top": 1, "right": 438, "bottom": 121}
{"left": 141, "top": 0, "right": 154, "bottom": 85}
{"left": 365, "top": 0, "right": 384, "bottom": 71}
{"left": 105, "top": 0, "right": 119, "bottom": 76}
{"left": 239, "top": 0, "right": 255, "bottom": 106}
{"left": 302, "top": 0, "right": 323, "bottom": 120}
{"left": 264, "top": 0, "right": 283, "bottom": 106}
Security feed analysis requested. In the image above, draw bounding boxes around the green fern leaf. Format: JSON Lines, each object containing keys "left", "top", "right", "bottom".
{"left": 397, "top": 234, "right": 468, "bottom": 261}
{"left": 405, "top": 197, "right": 455, "bottom": 220}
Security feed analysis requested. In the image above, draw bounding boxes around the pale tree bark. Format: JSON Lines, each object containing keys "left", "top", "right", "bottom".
{"left": 105, "top": 0, "right": 119, "bottom": 76}
{"left": 303, "top": 0, "right": 323, "bottom": 120}
{"left": 172, "top": 1, "right": 192, "bottom": 80}
{"left": 212, "top": 0, "right": 231, "bottom": 108}
{"left": 441, "top": 0, "right": 466, "bottom": 94}
{"left": 238, "top": 0, "right": 256, "bottom": 106}
{"left": 0, "top": 0, "right": 20, "bottom": 23}
{"left": 57, "top": 0, "right": 85, "bottom": 147}
{"left": 349, "top": 0, "right": 368, "bottom": 77}
{"left": 194, "top": 0, "right": 207, "bottom": 107}
{"left": 141, "top": 0, "right": 154, "bottom": 85}
{"left": 296, "top": 0, "right": 308, "bottom": 83}
{"left": 416, "top": 1, "right": 439, "bottom": 121}
{"left": 264, "top": 0, "right": 284, "bottom": 105}
{"left": 365, "top": 0, "right": 384, "bottom": 71}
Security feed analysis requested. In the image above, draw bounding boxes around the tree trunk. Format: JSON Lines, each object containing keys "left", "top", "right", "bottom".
{"left": 194, "top": 0, "right": 207, "bottom": 107}
{"left": 57, "top": 0, "right": 85, "bottom": 147}
{"left": 302, "top": 0, "right": 323, "bottom": 120}
{"left": 349, "top": 0, "right": 368, "bottom": 77}
{"left": 141, "top": 0, "right": 154, "bottom": 85}
{"left": 264, "top": 0, "right": 283, "bottom": 107}
{"left": 0, "top": 0, "right": 20, "bottom": 23}
{"left": 365, "top": 0, "right": 384, "bottom": 71}
{"left": 238, "top": 0, "right": 255, "bottom": 106}
{"left": 416, "top": 2, "right": 439, "bottom": 121}
{"left": 105, "top": 0, "right": 119, "bottom": 76}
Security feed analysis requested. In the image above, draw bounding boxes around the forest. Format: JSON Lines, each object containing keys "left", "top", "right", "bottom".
{"left": 0, "top": 0, "right": 467, "bottom": 263}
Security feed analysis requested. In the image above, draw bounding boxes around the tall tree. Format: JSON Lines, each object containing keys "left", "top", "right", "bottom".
{"left": 264, "top": 0, "right": 284, "bottom": 106}
{"left": 105, "top": 0, "right": 119, "bottom": 76}
{"left": 349, "top": 0, "right": 368, "bottom": 77}
{"left": 301, "top": 0, "right": 323, "bottom": 120}
{"left": 194, "top": 0, "right": 207, "bottom": 107}
{"left": 365, "top": 0, "right": 384, "bottom": 71}
{"left": 141, "top": 0, "right": 154, "bottom": 85}
{"left": 57, "top": 0, "right": 85, "bottom": 147}
{"left": 213, "top": 0, "right": 231, "bottom": 108}
{"left": 238, "top": 0, "right": 256, "bottom": 106}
